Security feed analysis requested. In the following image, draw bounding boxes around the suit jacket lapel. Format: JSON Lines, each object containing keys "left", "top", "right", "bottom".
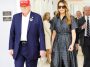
{"left": 19, "top": 13, "right": 22, "bottom": 37}
{"left": 27, "top": 11, "right": 34, "bottom": 32}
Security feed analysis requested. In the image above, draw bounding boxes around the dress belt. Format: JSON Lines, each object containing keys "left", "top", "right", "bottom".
{"left": 20, "top": 41, "right": 27, "bottom": 46}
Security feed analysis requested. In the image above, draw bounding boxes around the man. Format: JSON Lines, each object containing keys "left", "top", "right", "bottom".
{"left": 75, "top": 10, "right": 82, "bottom": 50}
{"left": 73, "top": 10, "right": 83, "bottom": 67}
{"left": 78, "top": 6, "right": 90, "bottom": 67}
{"left": 8, "top": 0, "right": 46, "bottom": 67}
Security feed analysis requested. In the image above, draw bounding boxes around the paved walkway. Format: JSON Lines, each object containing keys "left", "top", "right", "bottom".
{"left": 37, "top": 46, "right": 84, "bottom": 67}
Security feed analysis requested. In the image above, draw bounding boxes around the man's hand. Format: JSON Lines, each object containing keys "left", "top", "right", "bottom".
{"left": 75, "top": 44, "right": 79, "bottom": 51}
{"left": 8, "top": 49, "right": 13, "bottom": 56}
{"left": 81, "top": 23, "right": 86, "bottom": 29}
{"left": 40, "top": 50, "right": 46, "bottom": 58}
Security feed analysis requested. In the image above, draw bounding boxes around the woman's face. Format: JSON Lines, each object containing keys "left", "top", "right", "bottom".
{"left": 58, "top": 2, "right": 66, "bottom": 14}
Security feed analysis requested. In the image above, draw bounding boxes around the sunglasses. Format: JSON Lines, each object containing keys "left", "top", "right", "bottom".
{"left": 58, "top": 5, "right": 66, "bottom": 9}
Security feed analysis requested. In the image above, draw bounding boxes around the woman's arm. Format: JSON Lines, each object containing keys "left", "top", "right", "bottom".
{"left": 68, "top": 29, "right": 76, "bottom": 51}
{"left": 51, "top": 30, "right": 56, "bottom": 45}
{"left": 71, "top": 29, "right": 76, "bottom": 46}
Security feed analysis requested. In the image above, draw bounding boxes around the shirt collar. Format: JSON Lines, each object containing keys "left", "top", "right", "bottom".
{"left": 57, "top": 15, "right": 66, "bottom": 20}
{"left": 85, "top": 16, "right": 90, "bottom": 19}
{"left": 22, "top": 11, "right": 31, "bottom": 18}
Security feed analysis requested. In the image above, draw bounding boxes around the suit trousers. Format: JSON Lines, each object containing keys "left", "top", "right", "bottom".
{"left": 15, "top": 42, "right": 38, "bottom": 67}
{"left": 83, "top": 37, "right": 90, "bottom": 67}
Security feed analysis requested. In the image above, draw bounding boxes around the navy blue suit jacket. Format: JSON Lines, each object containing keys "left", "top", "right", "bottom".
{"left": 9, "top": 11, "right": 46, "bottom": 59}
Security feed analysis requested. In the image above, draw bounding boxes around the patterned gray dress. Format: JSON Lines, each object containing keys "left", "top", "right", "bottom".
{"left": 51, "top": 16, "right": 77, "bottom": 67}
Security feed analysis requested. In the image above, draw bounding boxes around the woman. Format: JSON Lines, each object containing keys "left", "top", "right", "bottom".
{"left": 51, "top": 0, "right": 77, "bottom": 67}
{"left": 43, "top": 12, "right": 52, "bottom": 63}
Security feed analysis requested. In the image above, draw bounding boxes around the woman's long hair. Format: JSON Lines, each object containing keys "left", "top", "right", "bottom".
{"left": 43, "top": 12, "right": 50, "bottom": 21}
{"left": 57, "top": 0, "right": 71, "bottom": 25}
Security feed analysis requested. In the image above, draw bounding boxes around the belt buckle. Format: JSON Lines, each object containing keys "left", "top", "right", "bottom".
{"left": 22, "top": 41, "right": 26, "bottom": 44}
{"left": 21, "top": 41, "right": 27, "bottom": 46}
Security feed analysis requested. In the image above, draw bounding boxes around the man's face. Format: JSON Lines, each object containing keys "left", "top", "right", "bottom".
{"left": 88, "top": 7, "right": 90, "bottom": 15}
{"left": 84, "top": 7, "right": 90, "bottom": 16}
{"left": 20, "top": 0, "right": 30, "bottom": 16}
{"left": 20, "top": 6, "right": 30, "bottom": 15}
{"left": 76, "top": 11, "right": 82, "bottom": 18}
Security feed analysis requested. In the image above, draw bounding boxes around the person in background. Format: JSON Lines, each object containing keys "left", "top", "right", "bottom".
{"left": 51, "top": 0, "right": 77, "bottom": 67}
{"left": 74, "top": 10, "right": 83, "bottom": 67}
{"left": 8, "top": 0, "right": 46, "bottom": 67}
{"left": 43, "top": 12, "right": 52, "bottom": 63}
{"left": 54, "top": 11, "right": 58, "bottom": 18}
{"left": 75, "top": 11, "right": 82, "bottom": 51}
{"left": 76, "top": 11, "right": 82, "bottom": 19}
{"left": 79, "top": 6, "right": 90, "bottom": 67}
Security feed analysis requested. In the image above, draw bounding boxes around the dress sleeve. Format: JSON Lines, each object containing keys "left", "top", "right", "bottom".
{"left": 71, "top": 16, "right": 78, "bottom": 30}
{"left": 50, "top": 17, "right": 56, "bottom": 32}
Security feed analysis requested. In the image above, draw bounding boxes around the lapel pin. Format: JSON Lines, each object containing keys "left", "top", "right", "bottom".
{"left": 29, "top": 17, "right": 33, "bottom": 21}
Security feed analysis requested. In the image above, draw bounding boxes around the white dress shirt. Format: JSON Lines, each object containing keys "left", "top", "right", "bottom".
{"left": 21, "top": 12, "right": 30, "bottom": 41}
{"left": 84, "top": 16, "right": 90, "bottom": 36}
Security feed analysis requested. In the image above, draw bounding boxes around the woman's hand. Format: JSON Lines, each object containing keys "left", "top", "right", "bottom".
{"left": 68, "top": 44, "right": 74, "bottom": 52}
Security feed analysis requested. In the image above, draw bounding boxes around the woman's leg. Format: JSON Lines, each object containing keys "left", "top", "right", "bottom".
{"left": 62, "top": 51, "right": 69, "bottom": 67}
{"left": 51, "top": 52, "right": 59, "bottom": 67}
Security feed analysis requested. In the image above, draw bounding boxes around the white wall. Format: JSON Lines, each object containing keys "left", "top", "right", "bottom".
{"left": 0, "top": 0, "right": 16, "bottom": 67}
